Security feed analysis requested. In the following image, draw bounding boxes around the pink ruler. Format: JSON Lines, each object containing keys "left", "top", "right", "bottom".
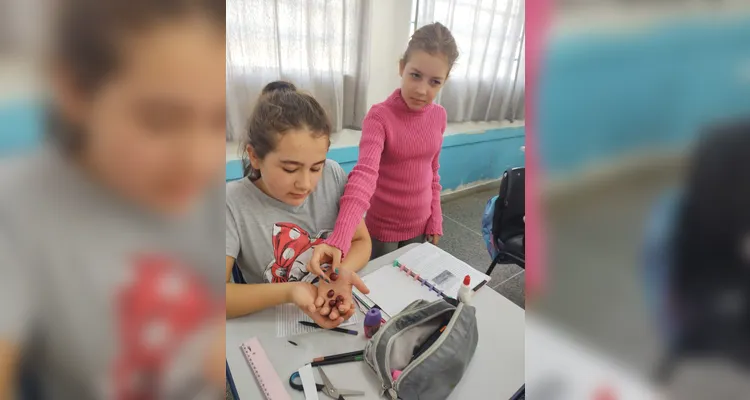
{"left": 240, "top": 337, "right": 291, "bottom": 400}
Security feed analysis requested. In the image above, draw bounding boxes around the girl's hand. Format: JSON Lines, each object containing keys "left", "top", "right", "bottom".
{"left": 307, "top": 243, "right": 342, "bottom": 281}
{"left": 426, "top": 234, "right": 441, "bottom": 245}
{"left": 289, "top": 282, "right": 345, "bottom": 329}
{"left": 314, "top": 267, "right": 370, "bottom": 321}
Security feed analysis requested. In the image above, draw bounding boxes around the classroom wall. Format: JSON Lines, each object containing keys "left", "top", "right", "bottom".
{"left": 225, "top": 124, "right": 526, "bottom": 189}
{"left": 0, "top": 58, "right": 42, "bottom": 156}
{"left": 3, "top": 0, "right": 527, "bottom": 191}
{"left": 0, "top": 98, "right": 43, "bottom": 156}
{"left": 538, "top": 13, "right": 750, "bottom": 178}
{"left": 365, "top": 0, "right": 413, "bottom": 111}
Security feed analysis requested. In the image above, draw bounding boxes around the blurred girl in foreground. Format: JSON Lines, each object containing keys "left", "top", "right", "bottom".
{"left": 0, "top": 0, "right": 226, "bottom": 398}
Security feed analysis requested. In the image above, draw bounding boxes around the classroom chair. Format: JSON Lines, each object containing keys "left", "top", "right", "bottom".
{"left": 231, "top": 262, "right": 247, "bottom": 284}
{"left": 486, "top": 167, "right": 525, "bottom": 275}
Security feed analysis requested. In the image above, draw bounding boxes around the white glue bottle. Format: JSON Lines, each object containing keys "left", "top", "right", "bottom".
{"left": 458, "top": 275, "right": 473, "bottom": 305}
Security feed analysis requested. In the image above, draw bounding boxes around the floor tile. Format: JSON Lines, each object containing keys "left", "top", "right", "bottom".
{"left": 438, "top": 217, "right": 492, "bottom": 271}
{"left": 494, "top": 272, "right": 525, "bottom": 309}
{"left": 440, "top": 188, "right": 498, "bottom": 234}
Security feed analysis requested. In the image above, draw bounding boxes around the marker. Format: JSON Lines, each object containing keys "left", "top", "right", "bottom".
{"left": 312, "top": 350, "right": 364, "bottom": 363}
{"left": 391, "top": 369, "right": 402, "bottom": 381}
{"left": 298, "top": 321, "right": 358, "bottom": 336}
{"left": 310, "top": 355, "right": 364, "bottom": 367}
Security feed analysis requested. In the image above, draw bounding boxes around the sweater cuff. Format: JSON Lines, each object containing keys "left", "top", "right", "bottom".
{"left": 323, "top": 233, "right": 352, "bottom": 259}
{"left": 425, "top": 215, "right": 444, "bottom": 236}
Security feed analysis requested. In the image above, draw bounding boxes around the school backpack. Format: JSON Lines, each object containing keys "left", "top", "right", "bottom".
{"left": 658, "top": 119, "right": 750, "bottom": 379}
{"left": 481, "top": 195, "right": 500, "bottom": 259}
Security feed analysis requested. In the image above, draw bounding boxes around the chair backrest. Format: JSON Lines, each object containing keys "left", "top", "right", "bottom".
{"left": 492, "top": 167, "right": 525, "bottom": 243}
{"left": 671, "top": 120, "right": 750, "bottom": 366}
{"left": 231, "top": 263, "right": 246, "bottom": 284}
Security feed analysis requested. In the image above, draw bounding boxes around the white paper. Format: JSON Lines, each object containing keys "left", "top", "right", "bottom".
{"left": 396, "top": 242, "right": 490, "bottom": 298}
{"left": 297, "top": 364, "right": 319, "bottom": 400}
{"left": 275, "top": 303, "right": 359, "bottom": 338}
{"left": 359, "top": 265, "right": 442, "bottom": 318}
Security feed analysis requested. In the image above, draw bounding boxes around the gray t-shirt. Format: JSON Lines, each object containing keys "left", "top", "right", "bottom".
{"left": 0, "top": 146, "right": 224, "bottom": 399}
{"left": 226, "top": 159, "right": 347, "bottom": 284}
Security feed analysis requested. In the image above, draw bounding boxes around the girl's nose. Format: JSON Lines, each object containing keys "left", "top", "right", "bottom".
{"left": 295, "top": 171, "right": 312, "bottom": 191}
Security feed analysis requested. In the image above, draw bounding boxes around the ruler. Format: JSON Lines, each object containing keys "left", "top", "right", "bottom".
{"left": 240, "top": 337, "right": 291, "bottom": 400}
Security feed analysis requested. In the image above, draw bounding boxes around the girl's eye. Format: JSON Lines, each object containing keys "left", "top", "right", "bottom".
{"left": 311, "top": 168, "right": 322, "bottom": 173}
{"left": 410, "top": 72, "right": 420, "bottom": 79}
{"left": 283, "top": 169, "right": 297, "bottom": 174}
{"left": 431, "top": 80, "right": 442, "bottom": 86}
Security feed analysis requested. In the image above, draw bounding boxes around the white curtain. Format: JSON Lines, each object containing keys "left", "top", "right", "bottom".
{"left": 226, "top": 0, "right": 370, "bottom": 141}
{"left": 416, "top": 0, "right": 525, "bottom": 123}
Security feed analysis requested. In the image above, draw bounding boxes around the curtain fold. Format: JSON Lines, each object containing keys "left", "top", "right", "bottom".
{"left": 416, "top": 0, "right": 525, "bottom": 123}
{"left": 226, "top": 0, "right": 369, "bottom": 141}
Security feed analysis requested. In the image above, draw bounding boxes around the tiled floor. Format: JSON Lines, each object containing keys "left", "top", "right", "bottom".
{"left": 535, "top": 165, "right": 682, "bottom": 374}
{"left": 439, "top": 188, "right": 525, "bottom": 308}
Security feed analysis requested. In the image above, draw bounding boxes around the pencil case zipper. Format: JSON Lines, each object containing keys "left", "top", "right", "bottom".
{"left": 365, "top": 300, "right": 438, "bottom": 397}
{"left": 393, "top": 302, "right": 466, "bottom": 394}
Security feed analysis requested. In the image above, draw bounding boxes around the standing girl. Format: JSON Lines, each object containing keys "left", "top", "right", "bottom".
{"left": 0, "top": 0, "right": 226, "bottom": 398}
{"left": 308, "top": 22, "right": 459, "bottom": 271}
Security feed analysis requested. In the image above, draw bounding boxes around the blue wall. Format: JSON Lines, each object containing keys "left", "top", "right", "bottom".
{"left": 0, "top": 97, "right": 525, "bottom": 190}
{"left": 225, "top": 126, "right": 526, "bottom": 190}
{"left": 0, "top": 98, "right": 44, "bottom": 157}
{"left": 538, "top": 16, "right": 750, "bottom": 176}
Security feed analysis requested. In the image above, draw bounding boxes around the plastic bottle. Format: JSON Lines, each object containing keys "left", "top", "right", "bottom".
{"left": 458, "top": 275, "right": 473, "bottom": 305}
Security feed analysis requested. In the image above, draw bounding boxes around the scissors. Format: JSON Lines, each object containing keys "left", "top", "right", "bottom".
{"left": 289, "top": 367, "right": 364, "bottom": 399}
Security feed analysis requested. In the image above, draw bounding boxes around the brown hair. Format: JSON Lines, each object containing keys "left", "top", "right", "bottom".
{"left": 242, "top": 81, "right": 332, "bottom": 179}
{"left": 401, "top": 22, "right": 459, "bottom": 74}
{"left": 49, "top": 0, "right": 225, "bottom": 152}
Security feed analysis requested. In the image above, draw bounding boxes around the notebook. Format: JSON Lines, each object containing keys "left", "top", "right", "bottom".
{"left": 240, "top": 337, "right": 291, "bottom": 400}
{"left": 353, "top": 243, "right": 490, "bottom": 318}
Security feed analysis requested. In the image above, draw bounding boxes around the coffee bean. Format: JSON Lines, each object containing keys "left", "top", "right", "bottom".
{"left": 327, "top": 289, "right": 335, "bottom": 298}
{"left": 328, "top": 299, "right": 337, "bottom": 308}
{"left": 329, "top": 273, "right": 339, "bottom": 281}
{"left": 336, "top": 295, "right": 344, "bottom": 303}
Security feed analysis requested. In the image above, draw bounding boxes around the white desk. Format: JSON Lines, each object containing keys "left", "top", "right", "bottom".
{"left": 226, "top": 243, "right": 525, "bottom": 399}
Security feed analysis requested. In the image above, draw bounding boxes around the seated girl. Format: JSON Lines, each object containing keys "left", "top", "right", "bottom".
{"left": 225, "top": 81, "right": 371, "bottom": 328}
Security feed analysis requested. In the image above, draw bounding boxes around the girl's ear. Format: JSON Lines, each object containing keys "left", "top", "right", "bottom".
{"left": 247, "top": 145, "right": 262, "bottom": 170}
{"left": 51, "top": 64, "right": 88, "bottom": 127}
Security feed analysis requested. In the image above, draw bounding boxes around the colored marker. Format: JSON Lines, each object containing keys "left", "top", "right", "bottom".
{"left": 312, "top": 350, "right": 364, "bottom": 363}
{"left": 298, "top": 321, "right": 358, "bottom": 336}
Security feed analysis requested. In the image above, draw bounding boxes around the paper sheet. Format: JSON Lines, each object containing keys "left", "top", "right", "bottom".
{"left": 396, "top": 242, "right": 491, "bottom": 298}
{"left": 276, "top": 303, "right": 360, "bottom": 338}
{"left": 297, "top": 364, "right": 319, "bottom": 400}
{"left": 359, "top": 265, "right": 440, "bottom": 319}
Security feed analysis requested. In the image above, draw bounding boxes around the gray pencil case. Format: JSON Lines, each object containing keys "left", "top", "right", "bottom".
{"left": 363, "top": 299, "right": 479, "bottom": 400}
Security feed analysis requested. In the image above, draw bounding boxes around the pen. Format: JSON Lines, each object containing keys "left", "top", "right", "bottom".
{"left": 310, "top": 355, "right": 364, "bottom": 367}
{"left": 298, "top": 321, "right": 358, "bottom": 336}
{"left": 352, "top": 296, "right": 386, "bottom": 324}
{"left": 410, "top": 323, "right": 446, "bottom": 362}
{"left": 312, "top": 350, "right": 364, "bottom": 363}
{"left": 510, "top": 384, "right": 525, "bottom": 400}
{"left": 472, "top": 280, "right": 488, "bottom": 292}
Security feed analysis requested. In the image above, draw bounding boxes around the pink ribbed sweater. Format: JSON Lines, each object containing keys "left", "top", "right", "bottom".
{"left": 325, "top": 89, "right": 446, "bottom": 256}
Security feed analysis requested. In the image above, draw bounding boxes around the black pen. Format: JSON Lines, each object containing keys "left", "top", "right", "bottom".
{"left": 298, "top": 321, "right": 358, "bottom": 336}
{"left": 410, "top": 324, "right": 446, "bottom": 362}
{"left": 310, "top": 354, "right": 364, "bottom": 367}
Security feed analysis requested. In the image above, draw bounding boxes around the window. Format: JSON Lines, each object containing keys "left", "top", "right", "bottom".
{"left": 227, "top": 0, "right": 358, "bottom": 74}
{"left": 411, "top": 0, "right": 524, "bottom": 82}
